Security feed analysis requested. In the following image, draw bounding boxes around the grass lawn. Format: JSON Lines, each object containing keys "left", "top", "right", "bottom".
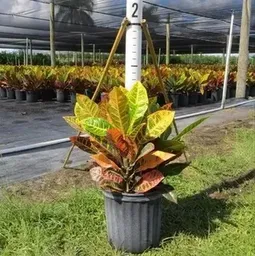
{"left": 0, "top": 119, "right": 254, "bottom": 256}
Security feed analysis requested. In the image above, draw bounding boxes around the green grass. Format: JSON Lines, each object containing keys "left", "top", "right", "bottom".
{"left": 0, "top": 128, "right": 254, "bottom": 256}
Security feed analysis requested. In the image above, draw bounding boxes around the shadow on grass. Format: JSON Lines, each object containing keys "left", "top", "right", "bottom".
{"left": 161, "top": 192, "right": 233, "bottom": 241}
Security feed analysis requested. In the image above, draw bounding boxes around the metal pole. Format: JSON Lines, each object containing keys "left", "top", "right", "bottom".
{"left": 221, "top": 11, "right": 235, "bottom": 109}
{"left": 92, "top": 44, "right": 96, "bottom": 63}
{"left": 236, "top": 0, "right": 252, "bottom": 98}
{"left": 146, "top": 41, "right": 149, "bottom": 65}
{"left": 25, "top": 38, "right": 29, "bottom": 66}
{"left": 29, "top": 39, "right": 33, "bottom": 65}
{"left": 166, "top": 15, "right": 170, "bottom": 65}
{"left": 173, "top": 50, "right": 176, "bottom": 56}
{"left": 81, "top": 33, "right": 84, "bottom": 67}
{"left": 158, "top": 48, "right": 161, "bottom": 65}
{"left": 190, "top": 44, "right": 194, "bottom": 64}
{"left": 125, "top": 0, "right": 143, "bottom": 90}
{"left": 50, "top": 0, "right": 56, "bottom": 67}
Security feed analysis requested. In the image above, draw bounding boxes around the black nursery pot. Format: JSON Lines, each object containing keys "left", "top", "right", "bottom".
{"left": 169, "top": 93, "right": 179, "bottom": 108}
{"left": 188, "top": 92, "right": 199, "bottom": 105}
{"left": 249, "top": 86, "right": 255, "bottom": 97}
{"left": 41, "top": 89, "right": 55, "bottom": 101}
{"left": 56, "top": 89, "right": 67, "bottom": 103}
{"left": 15, "top": 90, "right": 26, "bottom": 101}
{"left": 26, "top": 91, "right": 38, "bottom": 103}
{"left": 6, "top": 88, "right": 15, "bottom": 99}
{"left": 179, "top": 93, "right": 189, "bottom": 107}
{"left": 103, "top": 190, "right": 162, "bottom": 254}
{"left": 229, "top": 86, "right": 236, "bottom": 98}
{"left": 0, "top": 87, "right": 7, "bottom": 99}
{"left": 70, "top": 91, "right": 76, "bottom": 104}
{"left": 198, "top": 91, "right": 207, "bottom": 104}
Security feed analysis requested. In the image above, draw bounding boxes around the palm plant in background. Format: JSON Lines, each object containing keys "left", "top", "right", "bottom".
{"left": 55, "top": 0, "right": 94, "bottom": 26}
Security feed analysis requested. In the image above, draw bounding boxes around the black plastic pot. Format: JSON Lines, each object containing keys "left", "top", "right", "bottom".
{"left": 56, "top": 89, "right": 67, "bottom": 103}
{"left": 249, "top": 87, "right": 255, "bottom": 97}
{"left": 226, "top": 87, "right": 230, "bottom": 99}
{"left": 6, "top": 88, "right": 15, "bottom": 99}
{"left": 179, "top": 93, "right": 189, "bottom": 107}
{"left": 211, "top": 88, "right": 223, "bottom": 102}
{"left": 15, "top": 90, "right": 26, "bottom": 101}
{"left": 188, "top": 92, "right": 198, "bottom": 105}
{"left": 26, "top": 91, "right": 38, "bottom": 103}
{"left": 229, "top": 87, "right": 236, "bottom": 98}
{"left": 104, "top": 190, "right": 162, "bottom": 254}
{"left": 41, "top": 89, "right": 54, "bottom": 101}
{"left": 157, "top": 93, "right": 165, "bottom": 106}
{"left": 0, "top": 87, "right": 7, "bottom": 99}
{"left": 198, "top": 92, "right": 207, "bottom": 104}
{"left": 70, "top": 91, "right": 76, "bottom": 104}
{"left": 169, "top": 93, "right": 179, "bottom": 108}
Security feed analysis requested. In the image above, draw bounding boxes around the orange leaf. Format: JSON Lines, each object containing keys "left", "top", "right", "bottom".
{"left": 137, "top": 151, "right": 176, "bottom": 172}
{"left": 70, "top": 136, "right": 97, "bottom": 154}
{"left": 91, "top": 153, "right": 120, "bottom": 170}
{"left": 161, "top": 103, "right": 173, "bottom": 111}
{"left": 134, "top": 170, "right": 164, "bottom": 193}
{"left": 107, "top": 128, "right": 138, "bottom": 160}
{"left": 102, "top": 169, "right": 124, "bottom": 184}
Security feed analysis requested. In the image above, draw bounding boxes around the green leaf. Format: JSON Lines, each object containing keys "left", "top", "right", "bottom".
{"left": 127, "top": 82, "right": 149, "bottom": 133}
{"left": 173, "top": 117, "right": 208, "bottom": 141}
{"left": 145, "top": 110, "right": 175, "bottom": 140}
{"left": 129, "top": 123, "right": 146, "bottom": 141}
{"left": 148, "top": 97, "right": 159, "bottom": 114}
{"left": 82, "top": 117, "right": 112, "bottom": 137}
{"left": 159, "top": 184, "right": 178, "bottom": 204}
{"left": 156, "top": 139, "right": 185, "bottom": 153}
{"left": 108, "top": 87, "right": 130, "bottom": 134}
{"left": 159, "top": 163, "right": 190, "bottom": 177}
{"left": 75, "top": 94, "right": 99, "bottom": 121}
{"left": 160, "top": 125, "right": 173, "bottom": 141}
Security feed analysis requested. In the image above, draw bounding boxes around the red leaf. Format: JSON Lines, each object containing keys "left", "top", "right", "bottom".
{"left": 134, "top": 170, "right": 164, "bottom": 193}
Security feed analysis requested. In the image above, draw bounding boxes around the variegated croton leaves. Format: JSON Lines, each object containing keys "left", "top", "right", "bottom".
{"left": 64, "top": 82, "right": 206, "bottom": 201}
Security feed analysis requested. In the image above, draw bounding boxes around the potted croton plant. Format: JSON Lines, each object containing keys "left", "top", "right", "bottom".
{"left": 64, "top": 82, "right": 205, "bottom": 254}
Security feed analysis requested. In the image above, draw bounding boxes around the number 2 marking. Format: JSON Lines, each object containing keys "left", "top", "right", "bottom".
{"left": 132, "top": 3, "right": 138, "bottom": 18}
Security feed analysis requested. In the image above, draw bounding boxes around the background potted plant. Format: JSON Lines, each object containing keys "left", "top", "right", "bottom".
{"left": 64, "top": 82, "right": 206, "bottom": 254}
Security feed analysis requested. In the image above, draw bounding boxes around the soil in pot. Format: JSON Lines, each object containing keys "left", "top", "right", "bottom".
{"left": 15, "top": 90, "right": 26, "bottom": 101}
{"left": 26, "top": 91, "right": 38, "bottom": 103}
{"left": 6, "top": 88, "right": 15, "bottom": 99}
{"left": 56, "top": 89, "right": 67, "bottom": 103}
{"left": 103, "top": 190, "right": 162, "bottom": 254}
{"left": 70, "top": 91, "right": 76, "bottom": 104}
{"left": 188, "top": 92, "right": 199, "bottom": 105}
{"left": 0, "top": 87, "right": 7, "bottom": 99}
{"left": 179, "top": 93, "right": 189, "bottom": 107}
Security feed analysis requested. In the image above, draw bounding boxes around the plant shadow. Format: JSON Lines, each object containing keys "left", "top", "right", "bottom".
{"left": 160, "top": 181, "right": 240, "bottom": 242}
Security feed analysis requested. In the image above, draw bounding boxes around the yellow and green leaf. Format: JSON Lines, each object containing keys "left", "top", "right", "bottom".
{"left": 82, "top": 117, "right": 112, "bottom": 137}
{"left": 127, "top": 81, "right": 149, "bottom": 133}
{"left": 75, "top": 94, "right": 99, "bottom": 121}
{"left": 63, "top": 116, "right": 83, "bottom": 132}
{"left": 108, "top": 87, "right": 130, "bottom": 134}
{"left": 145, "top": 110, "right": 175, "bottom": 141}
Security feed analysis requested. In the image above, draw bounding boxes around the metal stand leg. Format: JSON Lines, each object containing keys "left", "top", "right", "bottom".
{"left": 63, "top": 18, "right": 130, "bottom": 169}
{"left": 141, "top": 20, "right": 189, "bottom": 163}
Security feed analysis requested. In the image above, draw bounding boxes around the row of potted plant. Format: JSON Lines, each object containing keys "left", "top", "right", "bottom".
{"left": 0, "top": 65, "right": 254, "bottom": 105}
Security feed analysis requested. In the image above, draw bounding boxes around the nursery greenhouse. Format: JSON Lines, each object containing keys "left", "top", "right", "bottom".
{"left": 0, "top": 0, "right": 254, "bottom": 53}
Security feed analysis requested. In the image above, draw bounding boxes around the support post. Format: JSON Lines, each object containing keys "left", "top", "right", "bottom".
{"left": 236, "top": 0, "right": 252, "bottom": 98}
{"left": 125, "top": 0, "right": 143, "bottom": 90}
{"left": 173, "top": 50, "right": 176, "bottom": 56}
{"left": 190, "top": 44, "right": 194, "bottom": 64}
{"left": 92, "top": 44, "right": 96, "bottom": 63}
{"left": 222, "top": 48, "right": 225, "bottom": 65}
{"left": 29, "top": 39, "right": 33, "bottom": 65}
{"left": 25, "top": 38, "right": 29, "bottom": 66}
{"left": 145, "top": 42, "right": 149, "bottom": 65}
{"left": 166, "top": 15, "right": 170, "bottom": 65}
{"left": 81, "top": 33, "right": 84, "bottom": 67}
{"left": 221, "top": 11, "right": 235, "bottom": 108}
{"left": 50, "top": 0, "right": 56, "bottom": 67}
{"left": 158, "top": 48, "right": 161, "bottom": 65}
